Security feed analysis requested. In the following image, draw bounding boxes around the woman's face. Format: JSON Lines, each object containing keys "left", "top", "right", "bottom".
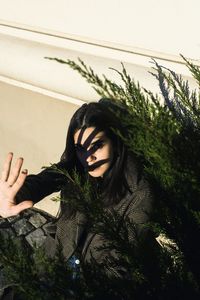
{"left": 74, "top": 127, "right": 114, "bottom": 177}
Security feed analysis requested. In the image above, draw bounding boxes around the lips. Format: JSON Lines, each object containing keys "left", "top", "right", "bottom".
{"left": 86, "top": 158, "right": 109, "bottom": 171}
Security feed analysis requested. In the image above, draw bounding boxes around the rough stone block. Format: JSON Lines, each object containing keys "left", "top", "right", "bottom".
{"left": 12, "top": 219, "right": 34, "bottom": 236}
{"left": 25, "top": 228, "right": 47, "bottom": 248}
{"left": 29, "top": 213, "right": 47, "bottom": 228}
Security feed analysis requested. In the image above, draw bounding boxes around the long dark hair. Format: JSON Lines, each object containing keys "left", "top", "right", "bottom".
{"left": 61, "top": 98, "right": 130, "bottom": 206}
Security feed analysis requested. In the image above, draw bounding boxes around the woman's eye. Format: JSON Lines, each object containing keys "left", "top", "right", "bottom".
{"left": 92, "top": 140, "right": 104, "bottom": 150}
{"left": 98, "top": 142, "right": 104, "bottom": 149}
{"left": 97, "top": 140, "right": 105, "bottom": 147}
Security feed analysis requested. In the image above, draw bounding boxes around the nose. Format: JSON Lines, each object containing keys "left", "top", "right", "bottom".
{"left": 86, "top": 154, "right": 96, "bottom": 164}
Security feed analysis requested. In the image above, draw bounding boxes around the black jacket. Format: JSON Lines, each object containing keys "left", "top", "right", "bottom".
{"left": 16, "top": 155, "right": 154, "bottom": 272}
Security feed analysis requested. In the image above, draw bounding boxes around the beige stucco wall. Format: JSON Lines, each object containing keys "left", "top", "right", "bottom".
{"left": 0, "top": 81, "right": 79, "bottom": 215}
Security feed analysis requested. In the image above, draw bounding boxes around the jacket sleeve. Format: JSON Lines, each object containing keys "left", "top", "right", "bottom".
{"left": 15, "top": 161, "right": 68, "bottom": 204}
{"left": 123, "top": 153, "right": 154, "bottom": 242}
{"left": 125, "top": 177, "right": 154, "bottom": 240}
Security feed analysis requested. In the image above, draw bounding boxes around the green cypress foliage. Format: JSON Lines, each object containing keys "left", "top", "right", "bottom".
{"left": 46, "top": 55, "right": 200, "bottom": 297}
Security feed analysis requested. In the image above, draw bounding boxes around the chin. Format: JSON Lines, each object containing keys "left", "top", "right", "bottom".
{"left": 88, "top": 170, "right": 104, "bottom": 178}
{"left": 88, "top": 163, "right": 110, "bottom": 178}
{"left": 88, "top": 166, "right": 106, "bottom": 178}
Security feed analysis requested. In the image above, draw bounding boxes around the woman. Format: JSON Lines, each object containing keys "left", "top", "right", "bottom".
{"left": 0, "top": 99, "right": 153, "bottom": 277}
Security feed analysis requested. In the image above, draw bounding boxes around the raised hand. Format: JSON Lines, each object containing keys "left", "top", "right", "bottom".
{"left": 0, "top": 152, "right": 33, "bottom": 218}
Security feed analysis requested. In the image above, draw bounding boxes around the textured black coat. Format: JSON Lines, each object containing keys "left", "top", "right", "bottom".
{"left": 16, "top": 155, "right": 153, "bottom": 270}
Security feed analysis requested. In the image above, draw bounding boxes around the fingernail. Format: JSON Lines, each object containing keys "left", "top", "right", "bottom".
{"left": 22, "top": 169, "right": 28, "bottom": 174}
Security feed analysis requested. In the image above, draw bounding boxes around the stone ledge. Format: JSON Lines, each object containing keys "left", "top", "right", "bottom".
{"left": 0, "top": 207, "right": 56, "bottom": 250}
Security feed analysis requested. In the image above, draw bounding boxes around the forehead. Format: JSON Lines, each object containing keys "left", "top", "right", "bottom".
{"left": 74, "top": 127, "right": 104, "bottom": 145}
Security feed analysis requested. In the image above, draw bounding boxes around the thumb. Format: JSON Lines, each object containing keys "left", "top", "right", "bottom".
{"left": 10, "top": 200, "right": 33, "bottom": 216}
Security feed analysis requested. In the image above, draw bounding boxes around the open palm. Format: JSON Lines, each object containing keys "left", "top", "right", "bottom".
{"left": 0, "top": 153, "right": 33, "bottom": 217}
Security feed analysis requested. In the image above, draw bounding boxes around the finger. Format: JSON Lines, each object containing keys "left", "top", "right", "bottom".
{"left": 1, "top": 152, "right": 13, "bottom": 181}
{"left": 9, "top": 200, "right": 33, "bottom": 216}
{"left": 11, "top": 169, "right": 28, "bottom": 195}
{"left": 7, "top": 157, "right": 24, "bottom": 186}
